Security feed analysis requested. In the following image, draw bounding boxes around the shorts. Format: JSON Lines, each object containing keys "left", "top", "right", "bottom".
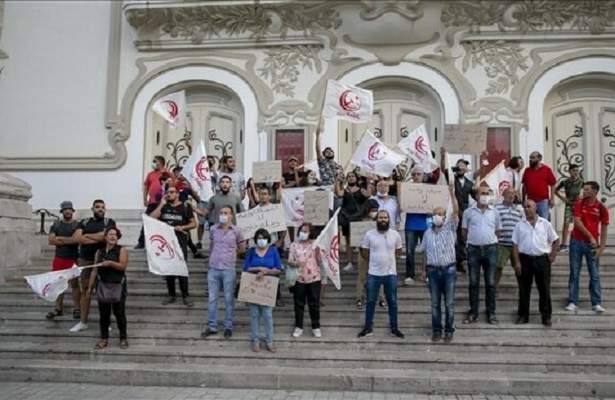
{"left": 78, "top": 258, "right": 95, "bottom": 282}
{"left": 197, "top": 201, "right": 208, "bottom": 226}
{"left": 52, "top": 256, "right": 78, "bottom": 271}
{"left": 496, "top": 245, "right": 514, "bottom": 271}
{"left": 564, "top": 204, "right": 574, "bottom": 224}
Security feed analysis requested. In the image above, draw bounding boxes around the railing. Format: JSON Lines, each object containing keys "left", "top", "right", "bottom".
{"left": 32, "top": 209, "right": 59, "bottom": 235}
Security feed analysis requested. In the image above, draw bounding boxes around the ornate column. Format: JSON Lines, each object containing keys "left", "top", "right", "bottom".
{"left": 0, "top": 173, "right": 34, "bottom": 284}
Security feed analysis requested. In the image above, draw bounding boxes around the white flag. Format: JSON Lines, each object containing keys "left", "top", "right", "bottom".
{"left": 480, "top": 161, "right": 510, "bottom": 200}
{"left": 323, "top": 79, "right": 373, "bottom": 123}
{"left": 152, "top": 90, "right": 186, "bottom": 127}
{"left": 182, "top": 141, "right": 214, "bottom": 202}
{"left": 25, "top": 266, "right": 82, "bottom": 302}
{"left": 397, "top": 124, "right": 439, "bottom": 173}
{"left": 313, "top": 208, "right": 341, "bottom": 290}
{"left": 143, "top": 215, "right": 189, "bottom": 277}
{"left": 303, "top": 159, "right": 321, "bottom": 181}
{"left": 350, "top": 130, "right": 405, "bottom": 177}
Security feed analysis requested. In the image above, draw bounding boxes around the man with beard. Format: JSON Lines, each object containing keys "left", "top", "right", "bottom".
{"left": 522, "top": 151, "right": 556, "bottom": 220}
{"left": 151, "top": 185, "right": 197, "bottom": 307}
{"left": 216, "top": 155, "right": 246, "bottom": 201}
{"left": 70, "top": 199, "right": 116, "bottom": 332}
{"left": 357, "top": 210, "right": 404, "bottom": 339}
{"left": 205, "top": 176, "right": 244, "bottom": 226}
{"left": 315, "top": 127, "right": 341, "bottom": 186}
{"left": 283, "top": 156, "right": 305, "bottom": 188}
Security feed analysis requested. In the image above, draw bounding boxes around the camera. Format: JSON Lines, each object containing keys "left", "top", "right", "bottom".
{"left": 451, "top": 166, "right": 460, "bottom": 173}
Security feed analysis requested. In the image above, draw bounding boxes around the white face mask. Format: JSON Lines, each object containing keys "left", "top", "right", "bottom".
{"left": 219, "top": 215, "right": 229, "bottom": 224}
{"left": 433, "top": 215, "right": 445, "bottom": 226}
{"left": 151, "top": 162, "right": 158, "bottom": 170}
{"left": 256, "top": 239, "right": 268, "bottom": 248}
{"left": 479, "top": 195, "right": 490, "bottom": 206}
{"left": 298, "top": 231, "right": 309, "bottom": 241}
{"left": 369, "top": 211, "right": 378, "bottom": 220}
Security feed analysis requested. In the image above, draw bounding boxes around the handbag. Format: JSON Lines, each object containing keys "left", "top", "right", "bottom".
{"left": 285, "top": 266, "right": 299, "bottom": 288}
{"left": 96, "top": 279, "right": 123, "bottom": 303}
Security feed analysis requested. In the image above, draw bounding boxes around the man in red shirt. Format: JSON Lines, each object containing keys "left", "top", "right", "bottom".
{"left": 135, "top": 155, "right": 172, "bottom": 249}
{"left": 522, "top": 151, "right": 557, "bottom": 220}
{"left": 566, "top": 181, "right": 609, "bottom": 313}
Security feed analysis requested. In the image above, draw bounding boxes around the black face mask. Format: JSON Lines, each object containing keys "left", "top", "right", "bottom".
{"left": 377, "top": 221, "right": 389, "bottom": 231}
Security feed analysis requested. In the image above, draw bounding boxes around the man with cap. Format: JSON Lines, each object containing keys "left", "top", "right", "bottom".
{"left": 315, "top": 127, "right": 342, "bottom": 186}
{"left": 283, "top": 156, "right": 305, "bottom": 188}
{"left": 46, "top": 201, "right": 81, "bottom": 321}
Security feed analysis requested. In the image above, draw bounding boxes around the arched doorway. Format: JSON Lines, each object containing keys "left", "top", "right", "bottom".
{"left": 543, "top": 73, "right": 615, "bottom": 231}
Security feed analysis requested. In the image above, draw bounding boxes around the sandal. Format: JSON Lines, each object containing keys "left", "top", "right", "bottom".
{"left": 119, "top": 339, "right": 129, "bottom": 349}
{"left": 46, "top": 309, "right": 63, "bottom": 320}
{"left": 95, "top": 339, "right": 108, "bottom": 350}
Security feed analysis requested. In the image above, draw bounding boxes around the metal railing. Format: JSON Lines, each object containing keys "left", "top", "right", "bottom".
{"left": 32, "top": 209, "right": 59, "bottom": 235}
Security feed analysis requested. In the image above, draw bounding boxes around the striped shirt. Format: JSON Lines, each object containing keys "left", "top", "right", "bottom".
{"left": 495, "top": 203, "right": 524, "bottom": 247}
{"left": 418, "top": 216, "right": 458, "bottom": 267}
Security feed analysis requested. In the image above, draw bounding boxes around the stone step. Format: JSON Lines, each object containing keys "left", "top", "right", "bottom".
{"left": 0, "top": 358, "right": 613, "bottom": 396}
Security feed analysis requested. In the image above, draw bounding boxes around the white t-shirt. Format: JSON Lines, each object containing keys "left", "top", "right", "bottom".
{"left": 360, "top": 228, "right": 402, "bottom": 276}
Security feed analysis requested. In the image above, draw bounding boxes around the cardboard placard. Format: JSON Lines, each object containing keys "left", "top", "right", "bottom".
{"left": 303, "top": 190, "right": 331, "bottom": 226}
{"left": 236, "top": 204, "right": 286, "bottom": 239}
{"left": 252, "top": 160, "right": 282, "bottom": 183}
{"left": 350, "top": 221, "right": 376, "bottom": 247}
{"left": 443, "top": 123, "right": 487, "bottom": 155}
{"left": 400, "top": 183, "right": 449, "bottom": 214}
{"left": 237, "top": 272, "right": 279, "bottom": 307}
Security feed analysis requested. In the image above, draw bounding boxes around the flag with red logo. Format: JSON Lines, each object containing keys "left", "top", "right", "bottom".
{"left": 143, "top": 215, "right": 189, "bottom": 277}
{"left": 350, "top": 130, "right": 405, "bottom": 177}
{"left": 25, "top": 266, "right": 82, "bottom": 302}
{"left": 313, "top": 208, "right": 341, "bottom": 289}
{"left": 480, "top": 161, "right": 510, "bottom": 200}
{"left": 397, "top": 124, "right": 439, "bottom": 173}
{"left": 323, "top": 80, "right": 373, "bottom": 123}
{"left": 152, "top": 90, "right": 186, "bottom": 127}
{"left": 181, "top": 140, "right": 214, "bottom": 202}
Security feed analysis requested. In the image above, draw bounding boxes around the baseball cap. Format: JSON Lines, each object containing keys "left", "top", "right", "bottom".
{"left": 60, "top": 201, "right": 74, "bottom": 211}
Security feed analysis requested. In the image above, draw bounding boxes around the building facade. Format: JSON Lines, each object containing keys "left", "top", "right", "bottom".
{"left": 1, "top": 0, "right": 614, "bottom": 232}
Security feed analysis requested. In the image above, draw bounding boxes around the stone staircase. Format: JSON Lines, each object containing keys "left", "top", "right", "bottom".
{"left": 0, "top": 248, "right": 614, "bottom": 396}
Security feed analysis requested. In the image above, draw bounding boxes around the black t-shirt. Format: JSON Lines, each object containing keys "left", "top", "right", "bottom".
{"left": 341, "top": 188, "right": 368, "bottom": 216}
{"left": 49, "top": 220, "right": 80, "bottom": 259}
{"left": 78, "top": 217, "right": 116, "bottom": 261}
{"left": 96, "top": 245, "right": 125, "bottom": 284}
{"left": 283, "top": 171, "right": 305, "bottom": 186}
{"left": 159, "top": 202, "right": 194, "bottom": 244}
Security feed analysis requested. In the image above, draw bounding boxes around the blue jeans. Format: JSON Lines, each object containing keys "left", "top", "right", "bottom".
{"left": 568, "top": 239, "right": 602, "bottom": 306}
{"left": 207, "top": 268, "right": 236, "bottom": 331}
{"left": 427, "top": 264, "right": 457, "bottom": 334}
{"left": 364, "top": 274, "right": 398, "bottom": 330}
{"left": 536, "top": 199, "right": 550, "bottom": 221}
{"left": 405, "top": 230, "right": 424, "bottom": 279}
{"left": 467, "top": 244, "right": 497, "bottom": 317}
{"left": 250, "top": 304, "right": 273, "bottom": 345}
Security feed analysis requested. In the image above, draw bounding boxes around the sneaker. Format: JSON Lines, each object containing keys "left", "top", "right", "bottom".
{"left": 69, "top": 322, "right": 88, "bottom": 333}
{"left": 443, "top": 332, "right": 453, "bottom": 343}
{"left": 162, "top": 296, "right": 176, "bottom": 305}
{"left": 182, "top": 296, "right": 194, "bottom": 307}
{"left": 193, "top": 252, "right": 205, "bottom": 259}
{"left": 223, "top": 329, "right": 232, "bottom": 339}
{"left": 252, "top": 341, "right": 260, "bottom": 353}
{"left": 356, "top": 300, "right": 364, "bottom": 310}
{"left": 559, "top": 244, "right": 568, "bottom": 252}
{"left": 565, "top": 303, "right": 578, "bottom": 312}
{"left": 390, "top": 329, "right": 404, "bottom": 339}
{"left": 462, "top": 313, "right": 478, "bottom": 324}
{"left": 201, "top": 328, "right": 217, "bottom": 338}
{"left": 403, "top": 277, "right": 415, "bottom": 285}
{"left": 593, "top": 305, "right": 606, "bottom": 313}
{"left": 431, "top": 332, "right": 442, "bottom": 342}
{"left": 196, "top": 242, "right": 203, "bottom": 250}
{"left": 487, "top": 315, "right": 499, "bottom": 325}
{"left": 342, "top": 263, "right": 355, "bottom": 272}
{"left": 378, "top": 300, "right": 387, "bottom": 309}
{"left": 265, "top": 343, "right": 277, "bottom": 353}
{"left": 312, "top": 328, "right": 322, "bottom": 338}
{"left": 357, "top": 327, "right": 373, "bottom": 338}
{"left": 292, "top": 327, "right": 303, "bottom": 338}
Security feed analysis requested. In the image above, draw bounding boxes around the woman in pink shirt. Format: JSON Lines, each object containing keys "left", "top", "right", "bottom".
{"left": 288, "top": 223, "right": 323, "bottom": 338}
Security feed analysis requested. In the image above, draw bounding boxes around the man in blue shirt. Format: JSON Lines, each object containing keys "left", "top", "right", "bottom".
{"left": 404, "top": 167, "right": 433, "bottom": 285}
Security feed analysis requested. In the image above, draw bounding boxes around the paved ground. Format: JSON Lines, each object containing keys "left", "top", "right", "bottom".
{"left": 0, "top": 383, "right": 609, "bottom": 400}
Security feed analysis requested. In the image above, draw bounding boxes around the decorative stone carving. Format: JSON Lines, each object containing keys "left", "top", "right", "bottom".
{"left": 441, "top": 0, "right": 510, "bottom": 32}
{"left": 462, "top": 40, "right": 529, "bottom": 95}
{"left": 358, "top": 0, "right": 423, "bottom": 22}
{"left": 259, "top": 45, "right": 322, "bottom": 96}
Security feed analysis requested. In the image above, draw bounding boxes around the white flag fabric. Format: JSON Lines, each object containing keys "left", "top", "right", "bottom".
{"left": 323, "top": 79, "right": 373, "bottom": 123}
{"left": 143, "top": 215, "right": 189, "bottom": 277}
{"left": 481, "top": 161, "right": 510, "bottom": 199}
{"left": 281, "top": 186, "right": 333, "bottom": 227}
{"left": 25, "top": 266, "right": 82, "bottom": 302}
{"left": 303, "top": 159, "right": 321, "bottom": 181}
{"left": 350, "top": 130, "right": 405, "bottom": 177}
{"left": 182, "top": 141, "right": 214, "bottom": 202}
{"left": 313, "top": 208, "right": 341, "bottom": 290}
{"left": 152, "top": 90, "right": 186, "bottom": 127}
{"left": 397, "top": 124, "right": 439, "bottom": 173}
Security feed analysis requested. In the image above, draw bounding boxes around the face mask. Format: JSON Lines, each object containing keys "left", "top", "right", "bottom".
{"left": 433, "top": 215, "right": 445, "bottom": 226}
{"left": 298, "top": 231, "right": 309, "bottom": 241}
{"left": 377, "top": 191, "right": 387, "bottom": 197}
{"left": 219, "top": 215, "right": 229, "bottom": 224}
{"left": 369, "top": 211, "right": 378, "bottom": 220}
{"left": 257, "top": 239, "right": 268, "bottom": 248}
{"left": 151, "top": 162, "right": 158, "bottom": 170}
{"left": 479, "top": 195, "right": 490, "bottom": 206}
{"left": 308, "top": 178, "right": 317, "bottom": 185}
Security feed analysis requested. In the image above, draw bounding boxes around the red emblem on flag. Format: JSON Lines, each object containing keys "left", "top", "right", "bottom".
{"left": 148, "top": 234, "right": 177, "bottom": 260}
{"left": 414, "top": 136, "right": 428, "bottom": 157}
{"left": 339, "top": 90, "right": 361, "bottom": 112}
{"left": 194, "top": 157, "right": 211, "bottom": 182}
{"left": 367, "top": 142, "right": 385, "bottom": 161}
{"left": 328, "top": 234, "right": 339, "bottom": 265}
{"left": 162, "top": 100, "right": 179, "bottom": 120}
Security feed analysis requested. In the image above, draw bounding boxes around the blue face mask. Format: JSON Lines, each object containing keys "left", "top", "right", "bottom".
{"left": 219, "top": 215, "right": 229, "bottom": 225}
{"left": 256, "top": 239, "right": 268, "bottom": 248}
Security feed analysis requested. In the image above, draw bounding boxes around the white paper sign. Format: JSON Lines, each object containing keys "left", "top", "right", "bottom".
{"left": 252, "top": 161, "right": 282, "bottom": 183}
{"left": 350, "top": 221, "right": 376, "bottom": 247}
{"left": 237, "top": 272, "right": 280, "bottom": 307}
{"left": 303, "top": 190, "right": 331, "bottom": 226}
{"left": 236, "top": 204, "right": 286, "bottom": 238}
{"left": 400, "top": 183, "right": 449, "bottom": 214}
{"left": 443, "top": 123, "right": 487, "bottom": 155}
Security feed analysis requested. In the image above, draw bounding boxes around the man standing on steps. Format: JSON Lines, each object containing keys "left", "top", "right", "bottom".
{"left": 358, "top": 210, "right": 405, "bottom": 339}
{"left": 202, "top": 206, "right": 246, "bottom": 339}
{"left": 70, "top": 199, "right": 116, "bottom": 333}
{"left": 494, "top": 188, "right": 525, "bottom": 290}
{"left": 522, "top": 151, "right": 557, "bottom": 221}
{"left": 566, "top": 181, "right": 610, "bottom": 314}
{"left": 462, "top": 185, "right": 501, "bottom": 325}
{"left": 46, "top": 201, "right": 81, "bottom": 321}
{"left": 205, "top": 176, "right": 244, "bottom": 227}
{"left": 216, "top": 155, "right": 246, "bottom": 201}
{"left": 150, "top": 185, "right": 197, "bottom": 307}
{"left": 512, "top": 200, "right": 560, "bottom": 326}
{"left": 136, "top": 155, "right": 172, "bottom": 249}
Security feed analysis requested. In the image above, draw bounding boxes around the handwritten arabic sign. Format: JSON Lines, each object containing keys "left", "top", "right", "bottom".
{"left": 400, "top": 183, "right": 449, "bottom": 214}
{"left": 303, "top": 190, "right": 331, "bottom": 226}
{"left": 443, "top": 123, "right": 487, "bottom": 155}
{"left": 237, "top": 272, "right": 279, "bottom": 307}
{"left": 252, "top": 161, "right": 282, "bottom": 183}
{"left": 350, "top": 221, "right": 376, "bottom": 247}
{"left": 236, "top": 204, "right": 286, "bottom": 238}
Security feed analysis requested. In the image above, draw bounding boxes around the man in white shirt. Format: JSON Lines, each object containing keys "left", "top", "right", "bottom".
{"left": 512, "top": 200, "right": 560, "bottom": 326}
{"left": 358, "top": 210, "right": 404, "bottom": 339}
{"left": 462, "top": 185, "right": 502, "bottom": 325}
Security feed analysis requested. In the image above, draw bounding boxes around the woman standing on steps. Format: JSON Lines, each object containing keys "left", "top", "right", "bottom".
{"left": 288, "top": 223, "right": 322, "bottom": 338}
{"left": 243, "top": 228, "right": 282, "bottom": 353}
{"left": 89, "top": 227, "right": 129, "bottom": 350}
